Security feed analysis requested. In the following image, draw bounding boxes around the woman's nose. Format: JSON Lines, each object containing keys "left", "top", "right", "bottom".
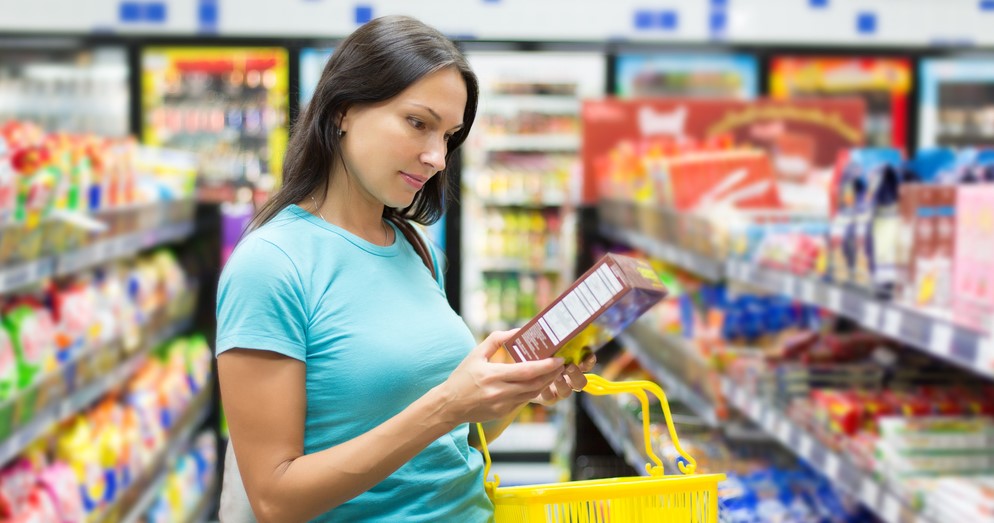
{"left": 421, "top": 137, "right": 447, "bottom": 172}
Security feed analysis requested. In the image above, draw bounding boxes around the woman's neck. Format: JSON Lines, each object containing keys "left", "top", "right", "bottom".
{"left": 311, "top": 176, "right": 393, "bottom": 247}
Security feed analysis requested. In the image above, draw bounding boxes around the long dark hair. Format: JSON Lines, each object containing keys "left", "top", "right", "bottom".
{"left": 251, "top": 15, "right": 479, "bottom": 231}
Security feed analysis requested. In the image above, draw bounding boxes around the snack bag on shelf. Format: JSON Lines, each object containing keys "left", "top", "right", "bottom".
{"left": 4, "top": 302, "right": 57, "bottom": 391}
{"left": 37, "top": 461, "right": 86, "bottom": 523}
{"left": 911, "top": 186, "right": 957, "bottom": 313}
{"left": 0, "top": 318, "right": 19, "bottom": 403}
{"left": 952, "top": 185, "right": 994, "bottom": 334}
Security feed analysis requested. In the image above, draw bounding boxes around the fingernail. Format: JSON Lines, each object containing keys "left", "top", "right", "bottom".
{"left": 552, "top": 357, "right": 565, "bottom": 366}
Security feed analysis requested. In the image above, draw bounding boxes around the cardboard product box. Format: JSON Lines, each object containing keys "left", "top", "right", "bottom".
{"left": 502, "top": 253, "right": 668, "bottom": 365}
{"left": 953, "top": 185, "right": 994, "bottom": 334}
{"left": 895, "top": 183, "right": 923, "bottom": 302}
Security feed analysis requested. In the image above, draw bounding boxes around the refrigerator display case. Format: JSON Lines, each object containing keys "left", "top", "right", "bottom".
{"left": 0, "top": 43, "right": 129, "bottom": 137}
{"left": 770, "top": 56, "right": 911, "bottom": 150}
{"left": 919, "top": 57, "right": 994, "bottom": 148}
{"left": 299, "top": 47, "right": 334, "bottom": 108}
{"left": 141, "top": 47, "right": 289, "bottom": 198}
{"left": 615, "top": 53, "right": 758, "bottom": 99}
{"left": 461, "top": 50, "right": 606, "bottom": 338}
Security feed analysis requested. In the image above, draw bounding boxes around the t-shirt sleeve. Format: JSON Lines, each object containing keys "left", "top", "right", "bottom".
{"left": 215, "top": 236, "right": 308, "bottom": 361}
{"left": 426, "top": 237, "right": 446, "bottom": 293}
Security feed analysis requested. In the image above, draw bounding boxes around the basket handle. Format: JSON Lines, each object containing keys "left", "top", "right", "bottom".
{"left": 477, "top": 373, "right": 698, "bottom": 493}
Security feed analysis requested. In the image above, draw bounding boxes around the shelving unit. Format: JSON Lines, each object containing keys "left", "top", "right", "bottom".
{"left": 109, "top": 387, "right": 213, "bottom": 523}
{"left": 0, "top": 317, "right": 193, "bottom": 466}
{"left": 599, "top": 218, "right": 994, "bottom": 380}
{"left": 617, "top": 321, "right": 720, "bottom": 427}
{"left": 593, "top": 217, "right": 994, "bottom": 523}
{"left": 597, "top": 323, "right": 934, "bottom": 523}
{"left": 580, "top": 394, "right": 651, "bottom": 477}
{"left": 460, "top": 51, "right": 604, "bottom": 339}
{"left": 0, "top": 190, "right": 208, "bottom": 520}
{"left": 0, "top": 203, "right": 196, "bottom": 294}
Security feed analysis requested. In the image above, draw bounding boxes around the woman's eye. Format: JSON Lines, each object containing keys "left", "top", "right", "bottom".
{"left": 408, "top": 117, "right": 425, "bottom": 130}
{"left": 444, "top": 133, "right": 453, "bottom": 142}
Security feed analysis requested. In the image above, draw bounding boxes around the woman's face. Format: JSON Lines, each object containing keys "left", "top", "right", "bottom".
{"left": 338, "top": 66, "right": 468, "bottom": 210}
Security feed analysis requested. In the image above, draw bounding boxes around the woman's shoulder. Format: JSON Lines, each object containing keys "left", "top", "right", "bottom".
{"left": 223, "top": 207, "right": 311, "bottom": 276}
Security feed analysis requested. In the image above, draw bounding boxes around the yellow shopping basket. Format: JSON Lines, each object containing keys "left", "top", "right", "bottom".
{"left": 477, "top": 374, "right": 725, "bottom": 522}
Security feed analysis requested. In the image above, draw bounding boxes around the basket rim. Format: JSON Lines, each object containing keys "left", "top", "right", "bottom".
{"left": 491, "top": 473, "right": 726, "bottom": 505}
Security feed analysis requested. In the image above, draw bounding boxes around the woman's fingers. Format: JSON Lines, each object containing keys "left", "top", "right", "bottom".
{"left": 561, "top": 363, "right": 589, "bottom": 392}
{"left": 579, "top": 353, "right": 597, "bottom": 373}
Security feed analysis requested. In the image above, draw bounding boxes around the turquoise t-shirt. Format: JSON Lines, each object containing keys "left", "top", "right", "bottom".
{"left": 216, "top": 205, "right": 494, "bottom": 522}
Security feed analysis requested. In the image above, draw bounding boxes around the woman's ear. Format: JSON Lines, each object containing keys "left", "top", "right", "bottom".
{"left": 337, "top": 110, "right": 349, "bottom": 134}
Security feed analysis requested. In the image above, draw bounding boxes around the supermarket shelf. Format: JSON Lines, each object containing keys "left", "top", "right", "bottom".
{"left": 0, "top": 257, "right": 56, "bottom": 294}
{"left": 617, "top": 313, "right": 934, "bottom": 523}
{"left": 483, "top": 95, "right": 579, "bottom": 114}
{"left": 580, "top": 394, "right": 650, "bottom": 477}
{"left": 725, "top": 260, "right": 994, "bottom": 380}
{"left": 0, "top": 317, "right": 193, "bottom": 466}
{"left": 478, "top": 259, "right": 562, "bottom": 273}
{"left": 599, "top": 224, "right": 994, "bottom": 380}
{"left": 0, "top": 219, "right": 196, "bottom": 292}
{"left": 115, "top": 388, "right": 213, "bottom": 523}
{"left": 477, "top": 196, "right": 567, "bottom": 208}
{"left": 482, "top": 134, "right": 580, "bottom": 152}
{"left": 618, "top": 323, "right": 720, "bottom": 427}
{"left": 598, "top": 224, "right": 725, "bottom": 281}
{"left": 720, "top": 377, "right": 934, "bottom": 523}
{"left": 56, "top": 220, "right": 196, "bottom": 277}
{"left": 487, "top": 421, "right": 557, "bottom": 454}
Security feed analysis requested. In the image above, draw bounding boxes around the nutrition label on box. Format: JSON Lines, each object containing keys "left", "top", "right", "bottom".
{"left": 541, "top": 264, "right": 622, "bottom": 344}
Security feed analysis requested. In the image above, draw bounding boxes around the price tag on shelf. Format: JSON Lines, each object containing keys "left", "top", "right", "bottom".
{"left": 824, "top": 453, "right": 841, "bottom": 481}
{"left": 735, "top": 263, "right": 750, "bottom": 282}
{"left": 860, "top": 478, "right": 880, "bottom": 508}
{"left": 828, "top": 288, "right": 843, "bottom": 313}
{"left": 883, "top": 309, "right": 902, "bottom": 338}
{"left": 979, "top": 337, "right": 994, "bottom": 374}
{"left": 0, "top": 440, "right": 11, "bottom": 463}
{"left": 11, "top": 428, "right": 31, "bottom": 455}
{"left": 776, "top": 418, "right": 792, "bottom": 442}
{"left": 748, "top": 400, "right": 761, "bottom": 420}
{"left": 801, "top": 281, "right": 817, "bottom": 303}
{"left": 863, "top": 302, "right": 882, "bottom": 330}
{"left": 929, "top": 323, "right": 954, "bottom": 357}
{"left": 882, "top": 494, "right": 902, "bottom": 523}
{"left": 734, "top": 387, "right": 746, "bottom": 409}
{"left": 798, "top": 434, "right": 813, "bottom": 459}
{"left": 2, "top": 263, "right": 32, "bottom": 292}
{"left": 780, "top": 275, "right": 795, "bottom": 297}
{"left": 761, "top": 408, "right": 774, "bottom": 431}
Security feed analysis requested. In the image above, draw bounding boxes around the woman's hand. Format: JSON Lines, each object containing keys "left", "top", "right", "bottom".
{"left": 532, "top": 353, "right": 597, "bottom": 406}
{"left": 437, "top": 330, "right": 566, "bottom": 424}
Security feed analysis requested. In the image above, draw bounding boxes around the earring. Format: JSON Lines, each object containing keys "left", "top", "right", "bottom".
{"left": 336, "top": 128, "right": 344, "bottom": 137}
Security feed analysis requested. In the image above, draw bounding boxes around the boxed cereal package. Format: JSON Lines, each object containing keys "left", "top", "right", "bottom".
{"left": 502, "top": 253, "right": 668, "bottom": 365}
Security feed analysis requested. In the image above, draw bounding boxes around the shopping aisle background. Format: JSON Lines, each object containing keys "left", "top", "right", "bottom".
{"left": 1, "top": 1, "right": 993, "bottom": 522}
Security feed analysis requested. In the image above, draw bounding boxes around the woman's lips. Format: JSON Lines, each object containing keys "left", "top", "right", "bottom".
{"left": 400, "top": 172, "right": 427, "bottom": 189}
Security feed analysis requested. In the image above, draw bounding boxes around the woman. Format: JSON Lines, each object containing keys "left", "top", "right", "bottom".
{"left": 216, "top": 15, "right": 594, "bottom": 522}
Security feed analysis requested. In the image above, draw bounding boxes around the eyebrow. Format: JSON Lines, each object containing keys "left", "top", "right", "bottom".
{"left": 412, "top": 103, "right": 463, "bottom": 131}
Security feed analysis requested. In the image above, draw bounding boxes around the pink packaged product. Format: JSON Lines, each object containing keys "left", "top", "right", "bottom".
{"left": 953, "top": 185, "right": 994, "bottom": 335}
{"left": 502, "top": 253, "right": 668, "bottom": 365}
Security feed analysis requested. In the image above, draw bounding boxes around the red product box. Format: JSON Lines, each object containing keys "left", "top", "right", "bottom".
{"left": 502, "top": 253, "right": 668, "bottom": 365}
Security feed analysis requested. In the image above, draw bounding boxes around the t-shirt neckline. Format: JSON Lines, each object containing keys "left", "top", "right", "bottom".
{"left": 286, "top": 204, "right": 401, "bottom": 256}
